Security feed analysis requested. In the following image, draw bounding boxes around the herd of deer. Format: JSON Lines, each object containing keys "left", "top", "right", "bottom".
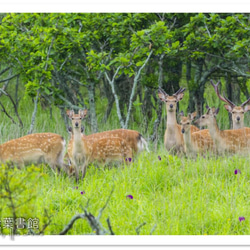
{"left": 0, "top": 80, "right": 249, "bottom": 182}
{"left": 158, "top": 80, "right": 250, "bottom": 157}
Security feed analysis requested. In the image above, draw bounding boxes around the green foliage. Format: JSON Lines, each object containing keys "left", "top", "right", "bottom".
{"left": 182, "top": 13, "right": 250, "bottom": 60}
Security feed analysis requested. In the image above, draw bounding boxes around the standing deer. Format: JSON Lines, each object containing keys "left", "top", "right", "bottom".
{"left": 210, "top": 80, "right": 250, "bottom": 129}
{"left": 158, "top": 87, "right": 199, "bottom": 154}
{"left": 63, "top": 126, "right": 85, "bottom": 176}
{"left": 179, "top": 111, "right": 214, "bottom": 157}
{"left": 0, "top": 133, "right": 66, "bottom": 172}
{"left": 67, "top": 109, "right": 146, "bottom": 182}
{"left": 195, "top": 106, "right": 250, "bottom": 155}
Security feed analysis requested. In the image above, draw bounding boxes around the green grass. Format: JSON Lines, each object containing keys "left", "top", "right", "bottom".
{"left": 1, "top": 151, "right": 250, "bottom": 235}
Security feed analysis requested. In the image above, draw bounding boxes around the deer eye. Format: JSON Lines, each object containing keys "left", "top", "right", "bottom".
{"left": 232, "top": 112, "right": 235, "bottom": 114}
{"left": 72, "top": 118, "right": 74, "bottom": 120}
{"left": 187, "top": 122, "right": 190, "bottom": 125}
{"left": 202, "top": 116, "right": 205, "bottom": 119}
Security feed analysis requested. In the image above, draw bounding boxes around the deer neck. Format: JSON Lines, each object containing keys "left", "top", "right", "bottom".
{"left": 233, "top": 121, "right": 244, "bottom": 130}
{"left": 183, "top": 130, "right": 192, "bottom": 152}
{"left": 73, "top": 128, "right": 86, "bottom": 152}
{"left": 167, "top": 111, "right": 178, "bottom": 129}
{"left": 207, "top": 118, "right": 221, "bottom": 143}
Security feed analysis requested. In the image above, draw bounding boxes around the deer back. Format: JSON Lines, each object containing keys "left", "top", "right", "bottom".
{"left": 86, "top": 129, "right": 142, "bottom": 152}
{"left": 0, "top": 133, "right": 65, "bottom": 168}
{"left": 88, "top": 137, "right": 133, "bottom": 164}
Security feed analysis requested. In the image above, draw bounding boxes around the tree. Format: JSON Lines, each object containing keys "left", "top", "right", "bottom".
{"left": 182, "top": 13, "right": 250, "bottom": 116}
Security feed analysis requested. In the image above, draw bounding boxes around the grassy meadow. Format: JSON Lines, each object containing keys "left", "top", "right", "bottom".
{"left": 1, "top": 83, "right": 250, "bottom": 236}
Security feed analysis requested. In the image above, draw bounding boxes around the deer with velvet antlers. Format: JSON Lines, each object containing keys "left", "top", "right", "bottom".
{"left": 210, "top": 80, "right": 250, "bottom": 130}
{"left": 158, "top": 87, "right": 199, "bottom": 154}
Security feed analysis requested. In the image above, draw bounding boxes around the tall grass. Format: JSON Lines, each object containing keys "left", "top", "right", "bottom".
{"left": 1, "top": 151, "right": 250, "bottom": 235}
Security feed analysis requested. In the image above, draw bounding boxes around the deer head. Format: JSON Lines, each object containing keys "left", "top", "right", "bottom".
{"left": 180, "top": 111, "right": 197, "bottom": 134}
{"left": 195, "top": 105, "right": 220, "bottom": 128}
{"left": 210, "top": 80, "right": 250, "bottom": 128}
{"left": 66, "top": 109, "right": 88, "bottom": 129}
{"left": 158, "top": 87, "right": 186, "bottom": 112}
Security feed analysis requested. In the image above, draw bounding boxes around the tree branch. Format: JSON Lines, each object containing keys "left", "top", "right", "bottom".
{"left": 0, "top": 66, "right": 11, "bottom": 76}
{"left": 59, "top": 214, "right": 85, "bottom": 235}
{"left": 0, "top": 101, "right": 16, "bottom": 124}
{"left": 104, "top": 66, "right": 125, "bottom": 128}
{"left": 0, "top": 73, "right": 19, "bottom": 83}
{"left": 136, "top": 222, "right": 146, "bottom": 235}
{"left": 124, "top": 50, "right": 153, "bottom": 128}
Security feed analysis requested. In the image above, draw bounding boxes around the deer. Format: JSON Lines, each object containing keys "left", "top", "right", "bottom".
{"left": 210, "top": 80, "right": 250, "bottom": 130}
{"left": 179, "top": 111, "right": 215, "bottom": 157}
{"left": 158, "top": 87, "right": 199, "bottom": 154}
{"left": 67, "top": 109, "right": 146, "bottom": 182}
{"left": 0, "top": 133, "right": 66, "bottom": 172}
{"left": 63, "top": 126, "right": 85, "bottom": 176}
{"left": 195, "top": 106, "right": 250, "bottom": 155}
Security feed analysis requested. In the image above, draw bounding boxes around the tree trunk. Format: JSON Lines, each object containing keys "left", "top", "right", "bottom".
{"left": 115, "top": 74, "right": 131, "bottom": 121}
{"left": 102, "top": 76, "right": 115, "bottom": 123}
{"left": 187, "top": 59, "right": 217, "bottom": 117}
{"left": 87, "top": 82, "right": 98, "bottom": 133}
{"left": 150, "top": 54, "right": 165, "bottom": 142}
{"left": 238, "top": 76, "right": 250, "bottom": 126}
{"left": 226, "top": 73, "right": 233, "bottom": 129}
{"left": 186, "top": 59, "right": 196, "bottom": 113}
{"left": 141, "top": 86, "right": 153, "bottom": 132}
{"left": 162, "top": 59, "right": 182, "bottom": 94}
{"left": 226, "top": 74, "right": 241, "bottom": 129}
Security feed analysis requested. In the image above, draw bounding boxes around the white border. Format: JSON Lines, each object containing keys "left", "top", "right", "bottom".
{"left": 0, "top": 0, "right": 250, "bottom": 12}
{"left": 1, "top": 235, "right": 250, "bottom": 246}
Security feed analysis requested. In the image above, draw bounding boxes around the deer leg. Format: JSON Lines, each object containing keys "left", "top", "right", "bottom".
{"left": 81, "top": 162, "right": 87, "bottom": 180}
{"left": 74, "top": 165, "right": 80, "bottom": 183}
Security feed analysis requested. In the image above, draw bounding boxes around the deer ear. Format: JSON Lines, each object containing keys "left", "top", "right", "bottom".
{"left": 179, "top": 111, "right": 184, "bottom": 117}
{"left": 224, "top": 104, "right": 233, "bottom": 113}
{"left": 214, "top": 107, "right": 220, "bottom": 115}
{"left": 66, "top": 110, "right": 74, "bottom": 119}
{"left": 79, "top": 109, "right": 88, "bottom": 119}
{"left": 243, "top": 105, "right": 250, "bottom": 112}
{"left": 67, "top": 127, "right": 73, "bottom": 133}
{"left": 158, "top": 92, "right": 168, "bottom": 102}
{"left": 176, "top": 92, "right": 184, "bottom": 102}
{"left": 81, "top": 126, "right": 85, "bottom": 133}
{"left": 191, "top": 111, "right": 197, "bottom": 120}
